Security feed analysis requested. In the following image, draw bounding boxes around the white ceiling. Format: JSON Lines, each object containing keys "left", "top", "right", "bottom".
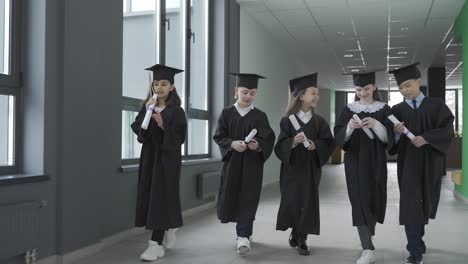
{"left": 237, "top": 0, "right": 465, "bottom": 90}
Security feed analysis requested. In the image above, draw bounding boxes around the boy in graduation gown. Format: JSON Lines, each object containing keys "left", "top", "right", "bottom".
{"left": 389, "top": 63, "right": 454, "bottom": 264}
{"left": 275, "top": 73, "right": 335, "bottom": 255}
{"left": 131, "top": 64, "right": 187, "bottom": 261}
{"left": 213, "top": 73, "right": 276, "bottom": 256}
{"left": 334, "top": 70, "right": 393, "bottom": 264}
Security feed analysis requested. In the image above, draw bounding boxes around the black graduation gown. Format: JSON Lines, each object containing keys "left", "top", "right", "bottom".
{"left": 275, "top": 114, "right": 335, "bottom": 235}
{"left": 131, "top": 104, "right": 187, "bottom": 230}
{"left": 334, "top": 103, "right": 393, "bottom": 235}
{"left": 213, "top": 106, "right": 275, "bottom": 225}
{"left": 389, "top": 97, "right": 454, "bottom": 225}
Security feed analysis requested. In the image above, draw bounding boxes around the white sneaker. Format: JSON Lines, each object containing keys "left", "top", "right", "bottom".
{"left": 140, "top": 240, "right": 165, "bottom": 261}
{"left": 163, "top": 228, "right": 178, "bottom": 249}
{"left": 237, "top": 237, "right": 251, "bottom": 256}
{"left": 356, "top": 249, "right": 376, "bottom": 264}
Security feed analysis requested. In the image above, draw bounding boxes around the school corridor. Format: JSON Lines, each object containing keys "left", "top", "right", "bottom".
{"left": 69, "top": 164, "right": 468, "bottom": 264}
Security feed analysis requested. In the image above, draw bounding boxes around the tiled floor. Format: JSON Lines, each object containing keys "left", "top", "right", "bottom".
{"left": 74, "top": 163, "right": 468, "bottom": 264}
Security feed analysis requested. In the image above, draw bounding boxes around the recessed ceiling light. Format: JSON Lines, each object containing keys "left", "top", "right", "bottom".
{"left": 344, "top": 54, "right": 354, "bottom": 58}
{"left": 401, "top": 27, "right": 409, "bottom": 31}
{"left": 397, "top": 51, "right": 408, "bottom": 55}
{"left": 351, "top": 69, "right": 359, "bottom": 72}
{"left": 338, "top": 32, "right": 345, "bottom": 36}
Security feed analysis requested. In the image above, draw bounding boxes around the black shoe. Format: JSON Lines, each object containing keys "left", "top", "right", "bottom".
{"left": 297, "top": 237, "right": 310, "bottom": 256}
{"left": 289, "top": 230, "right": 298, "bottom": 248}
{"left": 405, "top": 255, "right": 423, "bottom": 264}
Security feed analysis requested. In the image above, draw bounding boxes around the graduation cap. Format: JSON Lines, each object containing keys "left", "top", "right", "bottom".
{"left": 230, "top": 73, "right": 266, "bottom": 89}
{"left": 343, "top": 70, "right": 382, "bottom": 88}
{"left": 289, "top": 73, "right": 318, "bottom": 96}
{"left": 388, "top": 62, "right": 421, "bottom": 86}
{"left": 145, "top": 64, "right": 184, "bottom": 84}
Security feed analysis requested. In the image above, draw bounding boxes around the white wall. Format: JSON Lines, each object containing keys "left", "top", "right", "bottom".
{"left": 239, "top": 9, "right": 304, "bottom": 185}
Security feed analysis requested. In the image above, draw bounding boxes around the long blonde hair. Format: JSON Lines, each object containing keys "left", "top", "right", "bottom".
{"left": 285, "top": 89, "right": 315, "bottom": 117}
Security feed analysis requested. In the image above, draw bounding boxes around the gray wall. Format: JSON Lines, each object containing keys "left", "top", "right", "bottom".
{"left": 1, "top": 0, "right": 234, "bottom": 262}
{"left": 239, "top": 9, "right": 321, "bottom": 185}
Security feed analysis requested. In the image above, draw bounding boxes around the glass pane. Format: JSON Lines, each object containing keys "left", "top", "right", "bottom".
{"left": 188, "top": 119, "right": 208, "bottom": 155}
{"left": 445, "top": 90, "right": 456, "bottom": 131}
{"left": 0, "top": 95, "right": 14, "bottom": 166}
{"left": 388, "top": 91, "right": 404, "bottom": 107}
{"left": 346, "top": 92, "right": 355, "bottom": 104}
{"left": 458, "top": 89, "right": 463, "bottom": 133}
{"left": 122, "top": 1, "right": 156, "bottom": 99}
{"left": 189, "top": 0, "right": 208, "bottom": 110}
{"left": 167, "top": 0, "right": 180, "bottom": 9}
{"left": 122, "top": 111, "right": 142, "bottom": 159}
{"left": 132, "top": 0, "right": 156, "bottom": 12}
{"left": 0, "top": 0, "right": 11, "bottom": 75}
{"left": 165, "top": 0, "right": 185, "bottom": 109}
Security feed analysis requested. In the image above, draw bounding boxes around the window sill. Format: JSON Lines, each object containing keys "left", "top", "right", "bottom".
{"left": 121, "top": 158, "right": 222, "bottom": 173}
{"left": 0, "top": 173, "right": 49, "bottom": 186}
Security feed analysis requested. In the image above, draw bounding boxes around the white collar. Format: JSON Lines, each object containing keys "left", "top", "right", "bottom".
{"left": 296, "top": 109, "right": 313, "bottom": 124}
{"left": 347, "top": 101, "right": 386, "bottom": 113}
{"left": 234, "top": 102, "right": 254, "bottom": 116}
{"left": 297, "top": 109, "right": 312, "bottom": 118}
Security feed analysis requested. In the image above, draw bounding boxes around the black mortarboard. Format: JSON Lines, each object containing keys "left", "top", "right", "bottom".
{"left": 145, "top": 64, "right": 184, "bottom": 84}
{"left": 289, "top": 73, "right": 318, "bottom": 96}
{"left": 388, "top": 62, "right": 421, "bottom": 86}
{"left": 230, "top": 73, "right": 266, "bottom": 89}
{"left": 343, "top": 69, "right": 383, "bottom": 87}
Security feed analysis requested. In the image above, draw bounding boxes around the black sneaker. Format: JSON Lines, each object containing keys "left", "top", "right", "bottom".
{"left": 405, "top": 255, "right": 423, "bottom": 264}
{"left": 297, "top": 236, "right": 310, "bottom": 256}
{"left": 289, "top": 230, "right": 298, "bottom": 248}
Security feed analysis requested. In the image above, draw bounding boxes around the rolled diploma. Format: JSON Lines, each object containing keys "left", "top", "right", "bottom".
{"left": 288, "top": 115, "right": 311, "bottom": 148}
{"left": 244, "top": 129, "right": 257, "bottom": 144}
{"left": 387, "top": 115, "right": 415, "bottom": 140}
{"left": 141, "top": 94, "right": 158, "bottom": 130}
{"left": 352, "top": 114, "right": 375, "bottom": 139}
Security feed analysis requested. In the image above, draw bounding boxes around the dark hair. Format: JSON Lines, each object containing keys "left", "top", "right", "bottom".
{"left": 354, "top": 85, "right": 382, "bottom": 102}
{"left": 143, "top": 83, "right": 182, "bottom": 107}
{"left": 285, "top": 89, "right": 316, "bottom": 117}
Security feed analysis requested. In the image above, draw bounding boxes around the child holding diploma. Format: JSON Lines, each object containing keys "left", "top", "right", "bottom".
{"left": 131, "top": 64, "right": 187, "bottom": 261}
{"left": 334, "top": 70, "right": 392, "bottom": 264}
{"left": 213, "top": 73, "right": 275, "bottom": 256}
{"left": 388, "top": 63, "right": 454, "bottom": 264}
{"left": 274, "top": 73, "right": 335, "bottom": 256}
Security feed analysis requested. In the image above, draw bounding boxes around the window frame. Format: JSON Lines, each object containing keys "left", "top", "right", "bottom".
{"left": 0, "top": 0, "right": 22, "bottom": 175}
{"left": 121, "top": 0, "right": 211, "bottom": 165}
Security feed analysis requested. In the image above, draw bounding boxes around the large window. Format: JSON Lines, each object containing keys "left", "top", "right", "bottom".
{"left": 122, "top": 0, "right": 210, "bottom": 163}
{"left": 0, "top": 0, "right": 20, "bottom": 175}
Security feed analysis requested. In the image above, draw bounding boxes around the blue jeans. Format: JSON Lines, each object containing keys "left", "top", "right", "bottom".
{"left": 405, "top": 224, "right": 426, "bottom": 256}
{"left": 236, "top": 222, "right": 253, "bottom": 238}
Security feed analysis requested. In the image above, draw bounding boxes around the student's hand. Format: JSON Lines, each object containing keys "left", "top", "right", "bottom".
{"left": 348, "top": 118, "right": 361, "bottom": 129}
{"left": 231, "top": 141, "right": 247, "bottom": 152}
{"left": 394, "top": 122, "right": 405, "bottom": 134}
{"left": 361, "top": 117, "right": 376, "bottom": 129}
{"left": 293, "top": 133, "right": 306, "bottom": 144}
{"left": 247, "top": 139, "right": 259, "bottom": 151}
{"left": 152, "top": 111, "right": 164, "bottom": 129}
{"left": 411, "top": 136, "right": 428, "bottom": 148}
{"left": 146, "top": 97, "right": 157, "bottom": 109}
{"left": 307, "top": 140, "right": 316, "bottom": 151}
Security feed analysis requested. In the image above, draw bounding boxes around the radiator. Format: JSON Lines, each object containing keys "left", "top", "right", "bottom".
{"left": 196, "top": 171, "right": 221, "bottom": 199}
{"left": 0, "top": 201, "right": 40, "bottom": 261}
